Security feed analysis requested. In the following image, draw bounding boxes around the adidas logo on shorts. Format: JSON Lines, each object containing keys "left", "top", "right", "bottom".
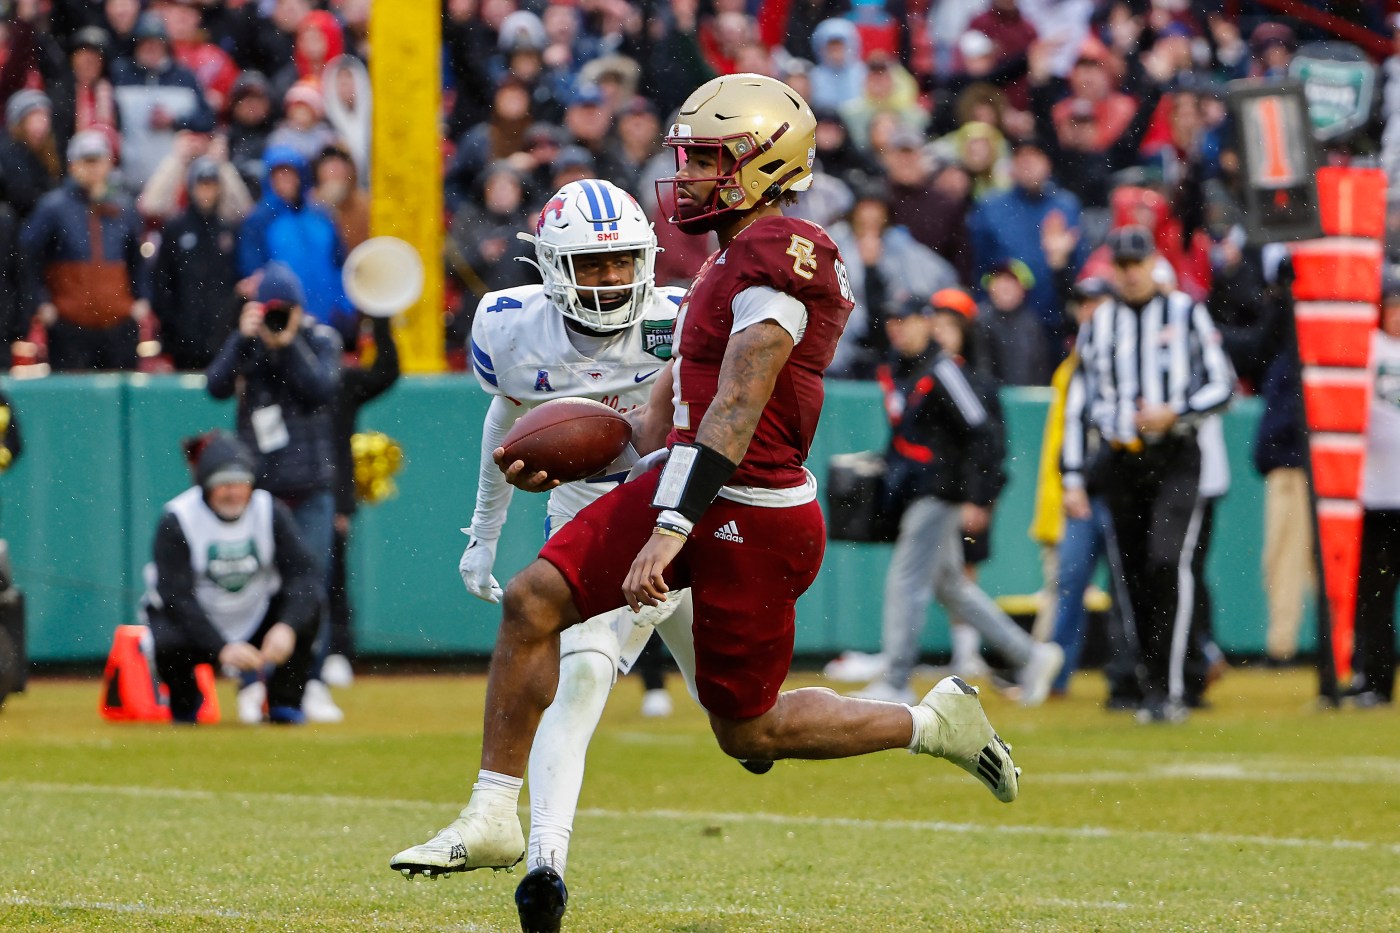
{"left": 713, "top": 520, "right": 744, "bottom": 543}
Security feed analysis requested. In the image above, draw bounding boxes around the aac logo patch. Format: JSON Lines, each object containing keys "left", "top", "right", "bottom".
{"left": 534, "top": 370, "right": 554, "bottom": 392}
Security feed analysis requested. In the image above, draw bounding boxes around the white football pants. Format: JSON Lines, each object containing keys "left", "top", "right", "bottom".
{"left": 525, "top": 591, "right": 697, "bottom": 875}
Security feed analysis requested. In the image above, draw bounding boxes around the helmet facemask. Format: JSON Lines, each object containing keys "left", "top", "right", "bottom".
{"left": 521, "top": 179, "right": 658, "bottom": 332}
{"left": 656, "top": 126, "right": 809, "bottom": 235}
{"left": 541, "top": 244, "right": 652, "bottom": 332}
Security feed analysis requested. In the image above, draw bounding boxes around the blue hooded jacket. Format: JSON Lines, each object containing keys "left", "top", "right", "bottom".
{"left": 809, "top": 19, "right": 866, "bottom": 111}
{"left": 238, "top": 146, "right": 353, "bottom": 337}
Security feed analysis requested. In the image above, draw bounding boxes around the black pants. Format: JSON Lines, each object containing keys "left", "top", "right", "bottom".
{"left": 633, "top": 631, "right": 668, "bottom": 692}
{"left": 1354, "top": 509, "right": 1400, "bottom": 701}
{"left": 47, "top": 318, "right": 138, "bottom": 371}
{"left": 149, "top": 592, "right": 313, "bottom": 721}
{"left": 327, "top": 522, "right": 353, "bottom": 658}
{"left": 1104, "top": 438, "right": 1205, "bottom": 704}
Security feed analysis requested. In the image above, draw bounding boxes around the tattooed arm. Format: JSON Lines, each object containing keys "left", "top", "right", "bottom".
{"left": 694, "top": 321, "right": 795, "bottom": 462}
{"left": 622, "top": 321, "right": 795, "bottom": 611}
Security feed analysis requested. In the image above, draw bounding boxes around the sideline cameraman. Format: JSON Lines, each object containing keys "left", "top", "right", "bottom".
{"left": 205, "top": 261, "right": 343, "bottom": 722}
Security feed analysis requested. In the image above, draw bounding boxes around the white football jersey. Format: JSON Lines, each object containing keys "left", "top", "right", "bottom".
{"left": 470, "top": 284, "right": 684, "bottom": 520}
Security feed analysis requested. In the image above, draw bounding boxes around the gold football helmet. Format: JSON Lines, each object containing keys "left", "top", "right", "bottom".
{"left": 657, "top": 73, "right": 816, "bottom": 231}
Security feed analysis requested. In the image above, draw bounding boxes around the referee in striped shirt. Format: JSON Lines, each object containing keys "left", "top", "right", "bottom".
{"left": 1062, "top": 226, "right": 1234, "bottom": 723}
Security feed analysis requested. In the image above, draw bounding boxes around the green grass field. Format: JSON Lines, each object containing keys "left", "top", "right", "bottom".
{"left": 1, "top": 667, "right": 1397, "bottom": 932}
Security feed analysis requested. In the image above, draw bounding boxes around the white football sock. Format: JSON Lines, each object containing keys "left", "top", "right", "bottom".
{"left": 469, "top": 769, "right": 523, "bottom": 818}
{"left": 905, "top": 704, "right": 933, "bottom": 752}
{"left": 526, "top": 649, "right": 615, "bottom": 875}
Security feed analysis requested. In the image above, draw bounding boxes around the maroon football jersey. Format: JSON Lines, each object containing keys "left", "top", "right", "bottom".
{"left": 668, "top": 214, "right": 855, "bottom": 488}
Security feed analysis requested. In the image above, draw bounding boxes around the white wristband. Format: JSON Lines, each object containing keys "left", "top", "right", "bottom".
{"left": 656, "top": 510, "right": 694, "bottom": 535}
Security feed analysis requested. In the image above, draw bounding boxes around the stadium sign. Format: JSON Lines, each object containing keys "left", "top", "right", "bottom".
{"left": 1289, "top": 42, "right": 1377, "bottom": 141}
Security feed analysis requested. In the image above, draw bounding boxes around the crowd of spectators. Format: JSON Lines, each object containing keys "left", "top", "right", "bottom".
{"left": 0, "top": 0, "right": 1390, "bottom": 384}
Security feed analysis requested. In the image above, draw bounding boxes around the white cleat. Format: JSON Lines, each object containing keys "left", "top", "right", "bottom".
{"left": 850, "top": 678, "right": 917, "bottom": 705}
{"left": 302, "top": 679, "right": 345, "bottom": 723}
{"left": 389, "top": 798, "right": 525, "bottom": 878}
{"left": 911, "top": 676, "right": 1020, "bottom": 803}
{"left": 822, "top": 651, "right": 889, "bottom": 683}
{"left": 320, "top": 653, "right": 354, "bottom": 689}
{"left": 1017, "top": 642, "right": 1064, "bottom": 708}
{"left": 236, "top": 681, "right": 266, "bottom": 724}
{"left": 641, "top": 688, "right": 673, "bottom": 718}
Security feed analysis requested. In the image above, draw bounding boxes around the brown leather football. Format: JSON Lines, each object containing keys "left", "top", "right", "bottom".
{"left": 499, "top": 398, "right": 633, "bottom": 483}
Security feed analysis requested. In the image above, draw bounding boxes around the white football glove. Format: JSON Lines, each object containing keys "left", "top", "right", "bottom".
{"left": 459, "top": 532, "right": 503, "bottom": 604}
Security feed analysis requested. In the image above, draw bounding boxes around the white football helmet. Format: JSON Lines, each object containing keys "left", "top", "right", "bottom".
{"left": 519, "top": 179, "right": 658, "bottom": 332}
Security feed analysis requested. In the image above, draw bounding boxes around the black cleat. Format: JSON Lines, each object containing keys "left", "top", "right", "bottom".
{"left": 515, "top": 866, "right": 568, "bottom": 933}
{"left": 738, "top": 758, "right": 773, "bottom": 775}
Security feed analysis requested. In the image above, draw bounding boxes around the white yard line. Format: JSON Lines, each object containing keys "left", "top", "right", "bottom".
{"left": 0, "top": 894, "right": 502, "bottom": 931}
{"left": 0, "top": 894, "right": 246, "bottom": 919}
{"left": 6, "top": 780, "right": 1399, "bottom": 856}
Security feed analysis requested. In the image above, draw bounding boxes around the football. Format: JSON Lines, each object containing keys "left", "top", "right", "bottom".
{"left": 499, "top": 398, "right": 633, "bottom": 483}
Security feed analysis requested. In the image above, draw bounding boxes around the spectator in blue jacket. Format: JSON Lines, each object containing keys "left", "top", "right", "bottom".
{"left": 205, "top": 261, "right": 344, "bottom": 723}
{"left": 808, "top": 18, "right": 866, "bottom": 111}
{"left": 237, "top": 145, "right": 354, "bottom": 341}
{"left": 968, "top": 136, "right": 1086, "bottom": 348}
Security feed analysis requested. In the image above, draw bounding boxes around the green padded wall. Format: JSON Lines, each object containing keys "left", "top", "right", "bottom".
{"left": 1, "top": 375, "right": 1300, "bottom": 663}
{"left": 3, "top": 376, "right": 131, "bottom": 662}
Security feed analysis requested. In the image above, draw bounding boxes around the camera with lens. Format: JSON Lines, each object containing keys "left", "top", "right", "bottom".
{"left": 262, "top": 301, "right": 292, "bottom": 333}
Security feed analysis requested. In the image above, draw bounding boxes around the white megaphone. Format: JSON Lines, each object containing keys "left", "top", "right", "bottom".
{"left": 343, "top": 236, "right": 425, "bottom": 318}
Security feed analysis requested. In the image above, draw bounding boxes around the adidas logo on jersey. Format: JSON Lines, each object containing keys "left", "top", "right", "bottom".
{"left": 713, "top": 520, "right": 744, "bottom": 543}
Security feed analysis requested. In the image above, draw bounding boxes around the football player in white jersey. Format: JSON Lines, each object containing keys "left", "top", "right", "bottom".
{"left": 390, "top": 179, "right": 700, "bottom": 928}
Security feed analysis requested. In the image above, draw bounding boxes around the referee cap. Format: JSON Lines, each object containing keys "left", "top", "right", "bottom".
{"left": 1108, "top": 225, "right": 1155, "bottom": 262}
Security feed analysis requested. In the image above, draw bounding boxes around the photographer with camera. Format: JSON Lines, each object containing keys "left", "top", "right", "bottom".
{"left": 205, "top": 261, "right": 343, "bottom": 723}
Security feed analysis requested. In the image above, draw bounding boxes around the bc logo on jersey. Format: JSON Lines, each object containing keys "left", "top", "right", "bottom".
{"left": 534, "top": 370, "right": 554, "bottom": 392}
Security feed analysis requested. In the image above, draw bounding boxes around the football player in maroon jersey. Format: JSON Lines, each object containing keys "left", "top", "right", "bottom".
{"left": 388, "top": 74, "right": 1022, "bottom": 931}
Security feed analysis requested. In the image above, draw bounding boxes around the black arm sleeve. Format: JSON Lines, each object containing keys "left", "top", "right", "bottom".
{"left": 970, "top": 383, "right": 1009, "bottom": 505}
{"left": 152, "top": 512, "right": 228, "bottom": 659}
{"left": 340, "top": 317, "right": 401, "bottom": 409}
{"left": 270, "top": 500, "right": 321, "bottom": 637}
{"left": 1108, "top": 86, "right": 1162, "bottom": 169}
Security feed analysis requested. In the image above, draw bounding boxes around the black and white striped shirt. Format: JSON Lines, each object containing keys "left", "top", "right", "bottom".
{"left": 1062, "top": 290, "right": 1234, "bottom": 487}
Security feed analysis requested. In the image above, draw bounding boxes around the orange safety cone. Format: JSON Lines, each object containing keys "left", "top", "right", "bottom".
{"left": 99, "top": 625, "right": 220, "bottom": 723}
{"left": 192, "top": 662, "right": 221, "bottom": 724}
